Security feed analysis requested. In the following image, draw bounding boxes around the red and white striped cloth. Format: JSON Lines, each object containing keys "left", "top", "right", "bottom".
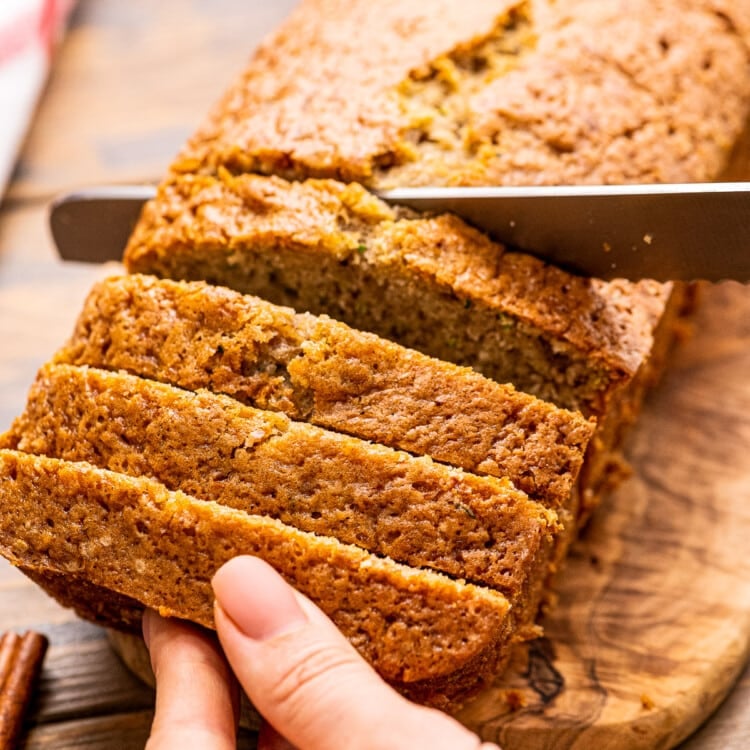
{"left": 0, "top": 0, "right": 76, "bottom": 199}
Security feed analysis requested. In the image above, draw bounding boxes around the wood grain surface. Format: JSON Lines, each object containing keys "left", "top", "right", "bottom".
{"left": 458, "top": 281, "right": 750, "bottom": 748}
{"left": 0, "top": 1, "right": 749, "bottom": 748}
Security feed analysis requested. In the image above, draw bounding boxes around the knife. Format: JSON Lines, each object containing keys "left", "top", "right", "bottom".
{"left": 49, "top": 182, "right": 750, "bottom": 281}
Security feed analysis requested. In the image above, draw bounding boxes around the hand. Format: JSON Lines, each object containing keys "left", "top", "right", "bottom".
{"left": 143, "top": 555, "right": 501, "bottom": 750}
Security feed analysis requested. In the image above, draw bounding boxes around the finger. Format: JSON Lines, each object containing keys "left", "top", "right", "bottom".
{"left": 143, "top": 609, "right": 239, "bottom": 750}
{"left": 212, "top": 556, "right": 494, "bottom": 750}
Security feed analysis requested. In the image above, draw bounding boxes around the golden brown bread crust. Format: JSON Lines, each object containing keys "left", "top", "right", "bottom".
{"left": 175, "top": 0, "right": 524, "bottom": 183}
{"left": 576, "top": 283, "right": 696, "bottom": 517}
{"left": 176, "top": 0, "right": 750, "bottom": 187}
{"left": 56, "top": 274, "right": 594, "bottom": 512}
{"left": 5, "top": 363, "right": 559, "bottom": 603}
{"left": 0, "top": 450, "right": 514, "bottom": 707}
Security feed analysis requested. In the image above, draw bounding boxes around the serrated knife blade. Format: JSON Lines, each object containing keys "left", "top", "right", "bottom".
{"left": 49, "top": 182, "right": 750, "bottom": 281}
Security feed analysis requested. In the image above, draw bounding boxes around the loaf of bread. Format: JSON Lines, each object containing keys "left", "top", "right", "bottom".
{"left": 175, "top": 0, "right": 750, "bottom": 187}
{"left": 2, "top": 0, "right": 749, "bottom": 712}
{"left": 0, "top": 449, "right": 514, "bottom": 707}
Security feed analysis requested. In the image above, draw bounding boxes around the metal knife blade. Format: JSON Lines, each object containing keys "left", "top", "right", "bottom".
{"left": 50, "top": 185, "right": 157, "bottom": 265}
{"left": 49, "top": 182, "right": 750, "bottom": 281}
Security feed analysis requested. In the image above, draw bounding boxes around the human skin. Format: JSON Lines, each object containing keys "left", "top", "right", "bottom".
{"left": 143, "top": 556, "right": 502, "bottom": 750}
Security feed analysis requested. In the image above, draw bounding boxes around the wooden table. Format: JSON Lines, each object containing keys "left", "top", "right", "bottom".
{"left": 0, "top": 2, "right": 748, "bottom": 747}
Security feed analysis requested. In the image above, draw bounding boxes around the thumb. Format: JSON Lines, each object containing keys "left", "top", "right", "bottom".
{"left": 212, "top": 556, "right": 496, "bottom": 750}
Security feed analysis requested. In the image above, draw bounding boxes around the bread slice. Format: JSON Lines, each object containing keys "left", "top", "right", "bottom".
{"left": 125, "top": 173, "right": 670, "bottom": 414}
{"left": 3, "top": 363, "right": 559, "bottom": 612}
{"left": 124, "top": 173, "right": 686, "bottom": 518}
{"left": 125, "top": 175, "right": 672, "bottom": 417}
{"left": 55, "top": 274, "right": 594, "bottom": 513}
{"left": 175, "top": 0, "right": 750, "bottom": 187}
{"left": 0, "top": 449, "right": 513, "bottom": 707}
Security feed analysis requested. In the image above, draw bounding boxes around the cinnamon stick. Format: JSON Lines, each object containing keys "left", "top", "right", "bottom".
{"left": 0, "top": 631, "right": 48, "bottom": 749}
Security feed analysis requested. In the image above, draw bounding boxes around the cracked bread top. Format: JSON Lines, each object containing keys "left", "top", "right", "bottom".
{"left": 174, "top": 0, "right": 750, "bottom": 187}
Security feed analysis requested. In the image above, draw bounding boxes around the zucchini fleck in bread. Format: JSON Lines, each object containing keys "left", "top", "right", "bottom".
{"left": 3, "top": 363, "right": 560, "bottom": 612}
{"left": 175, "top": 0, "right": 750, "bottom": 187}
{"left": 0, "top": 450, "right": 514, "bottom": 707}
{"left": 55, "top": 274, "right": 594, "bottom": 514}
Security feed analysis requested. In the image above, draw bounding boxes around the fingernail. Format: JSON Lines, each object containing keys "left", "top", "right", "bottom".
{"left": 212, "top": 556, "right": 308, "bottom": 641}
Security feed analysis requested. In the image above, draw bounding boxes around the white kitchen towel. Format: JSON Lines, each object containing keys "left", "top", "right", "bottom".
{"left": 0, "top": 0, "right": 76, "bottom": 200}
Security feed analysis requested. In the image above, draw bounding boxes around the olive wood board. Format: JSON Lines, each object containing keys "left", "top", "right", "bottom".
{"left": 109, "top": 281, "right": 750, "bottom": 750}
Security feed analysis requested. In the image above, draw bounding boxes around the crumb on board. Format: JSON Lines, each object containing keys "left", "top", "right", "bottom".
{"left": 641, "top": 693, "right": 655, "bottom": 710}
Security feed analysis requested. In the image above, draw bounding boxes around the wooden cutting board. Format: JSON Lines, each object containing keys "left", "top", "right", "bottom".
{"left": 457, "top": 280, "right": 750, "bottom": 748}
{"left": 110, "top": 281, "right": 750, "bottom": 749}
